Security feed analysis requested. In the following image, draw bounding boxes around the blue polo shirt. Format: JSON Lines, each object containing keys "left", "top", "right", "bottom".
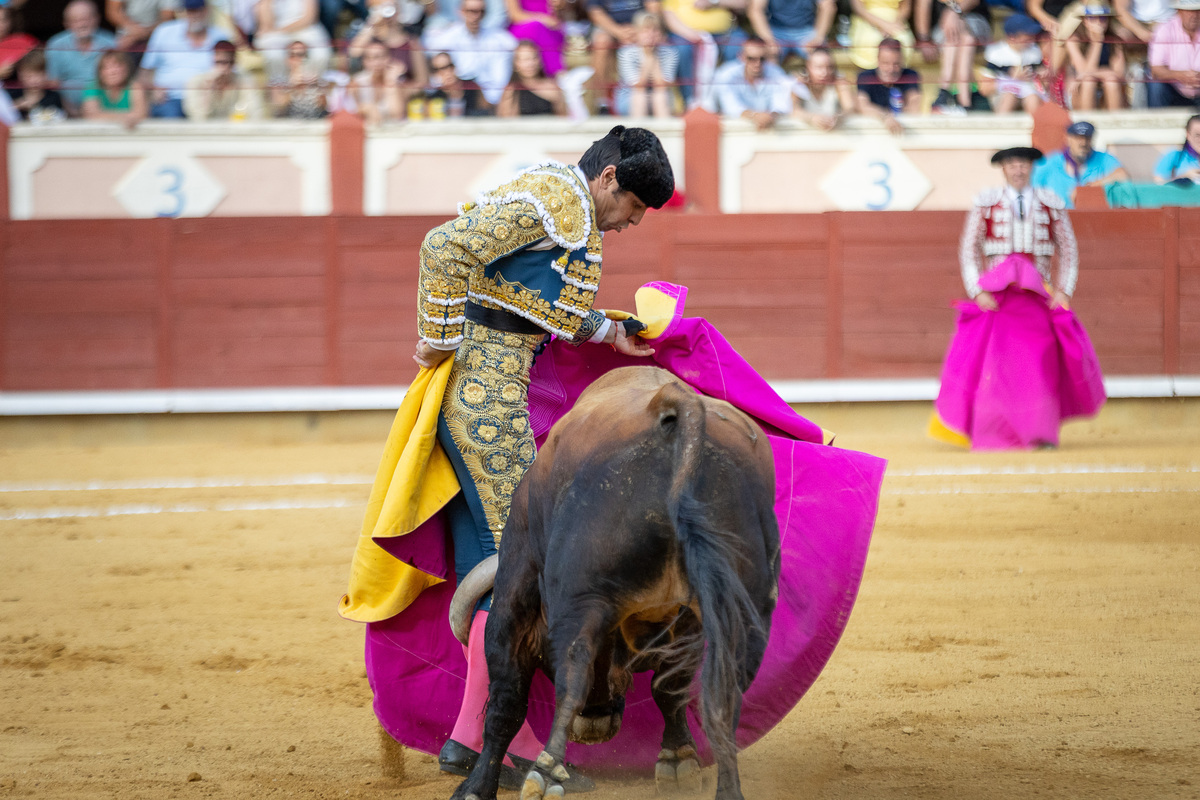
{"left": 1154, "top": 148, "right": 1200, "bottom": 183}
{"left": 45, "top": 29, "right": 118, "bottom": 107}
{"left": 141, "top": 20, "right": 231, "bottom": 100}
{"left": 1032, "top": 149, "right": 1124, "bottom": 208}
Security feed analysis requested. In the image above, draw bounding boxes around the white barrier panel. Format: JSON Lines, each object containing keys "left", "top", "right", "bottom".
{"left": 362, "top": 117, "right": 687, "bottom": 216}
{"left": 9, "top": 120, "right": 331, "bottom": 219}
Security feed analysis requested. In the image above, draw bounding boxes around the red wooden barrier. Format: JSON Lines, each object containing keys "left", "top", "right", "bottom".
{"left": 0, "top": 210, "right": 1194, "bottom": 391}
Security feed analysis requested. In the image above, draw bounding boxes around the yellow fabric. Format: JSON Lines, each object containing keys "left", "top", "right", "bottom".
{"left": 662, "top": 0, "right": 733, "bottom": 34}
{"left": 848, "top": 0, "right": 915, "bottom": 70}
{"left": 338, "top": 358, "right": 461, "bottom": 623}
{"left": 928, "top": 411, "right": 971, "bottom": 449}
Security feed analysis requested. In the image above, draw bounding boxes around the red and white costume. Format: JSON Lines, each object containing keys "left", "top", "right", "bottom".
{"left": 959, "top": 185, "right": 1079, "bottom": 299}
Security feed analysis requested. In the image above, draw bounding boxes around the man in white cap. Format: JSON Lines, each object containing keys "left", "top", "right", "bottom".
{"left": 1147, "top": 0, "right": 1200, "bottom": 107}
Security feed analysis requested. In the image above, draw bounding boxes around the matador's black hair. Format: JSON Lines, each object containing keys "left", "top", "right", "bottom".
{"left": 577, "top": 125, "right": 675, "bottom": 209}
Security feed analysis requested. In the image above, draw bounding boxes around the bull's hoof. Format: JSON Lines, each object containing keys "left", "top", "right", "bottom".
{"left": 568, "top": 710, "right": 622, "bottom": 744}
{"left": 515, "top": 751, "right": 595, "bottom": 797}
{"left": 655, "top": 745, "right": 702, "bottom": 795}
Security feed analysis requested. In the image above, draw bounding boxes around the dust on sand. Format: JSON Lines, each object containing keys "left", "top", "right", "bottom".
{"left": 1, "top": 399, "right": 1197, "bottom": 799}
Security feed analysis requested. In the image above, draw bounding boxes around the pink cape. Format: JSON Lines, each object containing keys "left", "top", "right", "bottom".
{"left": 934, "top": 256, "right": 1106, "bottom": 450}
{"left": 363, "top": 283, "right": 886, "bottom": 774}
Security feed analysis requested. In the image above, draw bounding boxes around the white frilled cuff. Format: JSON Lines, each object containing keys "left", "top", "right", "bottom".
{"left": 588, "top": 318, "right": 613, "bottom": 345}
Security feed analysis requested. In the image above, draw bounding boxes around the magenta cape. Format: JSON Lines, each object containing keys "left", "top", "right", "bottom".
{"left": 933, "top": 256, "right": 1106, "bottom": 450}
{"left": 363, "top": 283, "right": 886, "bottom": 774}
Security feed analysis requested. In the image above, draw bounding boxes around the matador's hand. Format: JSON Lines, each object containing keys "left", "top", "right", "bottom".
{"left": 611, "top": 323, "right": 655, "bottom": 357}
{"left": 414, "top": 339, "right": 454, "bottom": 369}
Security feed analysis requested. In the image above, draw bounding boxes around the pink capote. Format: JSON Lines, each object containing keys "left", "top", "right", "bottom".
{"left": 934, "top": 255, "right": 1106, "bottom": 450}
{"left": 364, "top": 282, "right": 886, "bottom": 774}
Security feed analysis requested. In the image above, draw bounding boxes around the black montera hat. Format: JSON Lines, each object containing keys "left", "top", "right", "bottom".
{"left": 611, "top": 126, "right": 675, "bottom": 209}
{"left": 991, "top": 146, "right": 1044, "bottom": 165}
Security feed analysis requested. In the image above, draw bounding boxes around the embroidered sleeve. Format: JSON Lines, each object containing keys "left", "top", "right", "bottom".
{"left": 416, "top": 201, "right": 548, "bottom": 346}
{"left": 568, "top": 309, "right": 609, "bottom": 346}
{"left": 1051, "top": 207, "right": 1079, "bottom": 296}
{"left": 959, "top": 206, "right": 987, "bottom": 298}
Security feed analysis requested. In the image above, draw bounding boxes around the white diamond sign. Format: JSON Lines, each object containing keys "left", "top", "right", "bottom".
{"left": 113, "top": 154, "right": 226, "bottom": 218}
{"left": 819, "top": 145, "right": 932, "bottom": 211}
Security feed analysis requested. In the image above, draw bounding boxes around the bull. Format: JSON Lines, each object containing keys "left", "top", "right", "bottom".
{"left": 448, "top": 365, "right": 781, "bottom": 800}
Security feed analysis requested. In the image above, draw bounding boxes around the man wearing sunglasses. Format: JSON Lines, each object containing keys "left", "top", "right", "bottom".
{"left": 423, "top": 0, "right": 516, "bottom": 105}
{"left": 710, "top": 38, "right": 791, "bottom": 129}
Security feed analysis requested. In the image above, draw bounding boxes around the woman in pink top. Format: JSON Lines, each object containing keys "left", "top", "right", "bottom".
{"left": 505, "top": 0, "right": 566, "bottom": 75}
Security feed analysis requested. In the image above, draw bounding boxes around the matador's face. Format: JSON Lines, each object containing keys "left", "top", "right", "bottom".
{"left": 591, "top": 166, "right": 649, "bottom": 233}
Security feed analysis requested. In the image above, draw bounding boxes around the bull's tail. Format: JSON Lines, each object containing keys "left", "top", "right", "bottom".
{"left": 650, "top": 383, "right": 766, "bottom": 766}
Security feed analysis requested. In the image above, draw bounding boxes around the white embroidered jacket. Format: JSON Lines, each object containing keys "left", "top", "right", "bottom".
{"left": 959, "top": 186, "right": 1079, "bottom": 298}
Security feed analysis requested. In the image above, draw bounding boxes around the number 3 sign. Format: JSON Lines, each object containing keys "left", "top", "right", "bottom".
{"left": 819, "top": 146, "right": 932, "bottom": 212}
{"left": 113, "top": 154, "right": 227, "bottom": 218}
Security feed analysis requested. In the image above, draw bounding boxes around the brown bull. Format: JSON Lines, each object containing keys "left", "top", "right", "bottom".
{"left": 448, "top": 366, "right": 780, "bottom": 800}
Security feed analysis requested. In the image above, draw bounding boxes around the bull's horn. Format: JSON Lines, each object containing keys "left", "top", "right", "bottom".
{"left": 449, "top": 554, "right": 499, "bottom": 646}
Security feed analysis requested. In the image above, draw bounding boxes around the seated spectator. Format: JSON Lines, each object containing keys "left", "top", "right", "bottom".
{"left": 323, "top": 44, "right": 357, "bottom": 113}
{"left": 0, "top": 5, "right": 38, "bottom": 85}
{"left": 410, "top": 50, "right": 492, "bottom": 115}
{"left": 1148, "top": 0, "right": 1200, "bottom": 108}
{"left": 979, "top": 13, "right": 1048, "bottom": 114}
{"left": 269, "top": 39, "right": 329, "bottom": 116}
{"left": 82, "top": 48, "right": 147, "bottom": 125}
{"left": 662, "top": 0, "right": 746, "bottom": 106}
{"left": 914, "top": 0, "right": 990, "bottom": 113}
{"left": 1115, "top": 0, "right": 1176, "bottom": 43}
{"left": 352, "top": 37, "right": 408, "bottom": 122}
{"left": 856, "top": 36, "right": 920, "bottom": 133}
{"left": 348, "top": 0, "right": 428, "bottom": 89}
{"left": 207, "top": 0, "right": 260, "bottom": 47}
{"left": 498, "top": 38, "right": 566, "bottom": 113}
{"left": 505, "top": 0, "right": 566, "bottom": 75}
{"left": 586, "top": 0, "right": 658, "bottom": 113}
{"left": 45, "top": 0, "right": 117, "bottom": 115}
{"left": 1154, "top": 113, "right": 1200, "bottom": 183}
{"left": 1028, "top": 0, "right": 1074, "bottom": 37}
{"left": 1032, "top": 120, "right": 1129, "bottom": 207}
{"left": 254, "top": 0, "right": 332, "bottom": 81}
{"left": 848, "top": 0, "right": 914, "bottom": 70}
{"left": 106, "top": 0, "right": 177, "bottom": 66}
{"left": 139, "top": 0, "right": 231, "bottom": 117}
{"left": 712, "top": 38, "right": 791, "bottom": 129}
{"left": 7, "top": 48, "right": 68, "bottom": 122}
{"left": 424, "top": 0, "right": 516, "bottom": 105}
{"left": 747, "top": 0, "right": 836, "bottom": 65}
{"left": 791, "top": 44, "right": 856, "bottom": 128}
{"left": 1062, "top": 3, "right": 1126, "bottom": 110}
{"left": 616, "top": 9, "right": 676, "bottom": 115}
{"left": 319, "top": 0, "right": 369, "bottom": 39}
{"left": 185, "top": 37, "right": 263, "bottom": 118}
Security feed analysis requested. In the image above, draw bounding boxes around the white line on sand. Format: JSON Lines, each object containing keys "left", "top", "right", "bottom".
{"left": 0, "top": 497, "right": 362, "bottom": 522}
{"left": 0, "top": 474, "right": 375, "bottom": 494}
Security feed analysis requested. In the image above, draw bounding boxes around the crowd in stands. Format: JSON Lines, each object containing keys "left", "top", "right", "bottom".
{"left": 0, "top": 0, "right": 1197, "bottom": 130}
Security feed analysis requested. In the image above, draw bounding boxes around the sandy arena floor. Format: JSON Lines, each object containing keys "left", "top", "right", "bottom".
{"left": 1, "top": 398, "right": 1197, "bottom": 800}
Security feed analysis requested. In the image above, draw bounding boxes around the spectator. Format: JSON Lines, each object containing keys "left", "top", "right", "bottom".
{"left": 712, "top": 38, "right": 791, "bottom": 128}
{"left": 1062, "top": 3, "right": 1126, "bottom": 110}
{"left": 498, "top": 38, "right": 566, "bottom": 113}
{"left": 323, "top": 43, "right": 357, "bottom": 113}
{"left": 184, "top": 37, "right": 263, "bottom": 117}
{"left": 411, "top": 50, "right": 491, "bottom": 115}
{"left": 914, "top": 0, "right": 991, "bottom": 113}
{"left": 661, "top": 0, "right": 746, "bottom": 107}
{"left": 791, "top": 44, "right": 856, "bottom": 128}
{"left": 207, "top": 0, "right": 260, "bottom": 46}
{"left": 352, "top": 37, "right": 408, "bottom": 122}
{"left": 139, "top": 0, "right": 231, "bottom": 117}
{"left": 424, "top": 0, "right": 516, "bottom": 104}
{"left": 7, "top": 48, "right": 68, "bottom": 122}
{"left": 848, "top": 0, "right": 914, "bottom": 70}
{"left": 616, "top": 9, "right": 676, "bottom": 115}
{"left": 1154, "top": 113, "right": 1200, "bottom": 183}
{"left": 1028, "top": 0, "right": 1074, "bottom": 37}
{"left": 505, "top": 0, "right": 566, "bottom": 75}
{"left": 586, "top": 0, "right": 660, "bottom": 113}
{"left": 45, "top": 0, "right": 117, "bottom": 114}
{"left": 1147, "top": 0, "right": 1200, "bottom": 108}
{"left": 106, "top": 0, "right": 178, "bottom": 64}
{"left": 254, "top": 0, "right": 332, "bottom": 81}
{"left": 856, "top": 36, "right": 920, "bottom": 133}
{"left": 269, "top": 39, "right": 329, "bottom": 115}
{"left": 82, "top": 48, "right": 147, "bottom": 125}
{"left": 978, "top": 13, "right": 1047, "bottom": 114}
{"left": 747, "top": 0, "right": 835, "bottom": 64}
{"left": 319, "top": 0, "right": 369, "bottom": 39}
{"left": 1032, "top": 120, "right": 1129, "bottom": 207}
{"left": 348, "top": 0, "right": 428, "bottom": 90}
{"left": 1115, "top": 0, "right": 1176, "bottom": 43}
{"left": 0, "top": 5, "right": 38, "bottom": 85}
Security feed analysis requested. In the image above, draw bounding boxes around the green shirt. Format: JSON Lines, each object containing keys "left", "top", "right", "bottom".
{"left": 82, "top": 81, "right": 131, "bottom": 112}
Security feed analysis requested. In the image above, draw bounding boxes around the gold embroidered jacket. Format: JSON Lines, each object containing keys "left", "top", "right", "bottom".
{"left": 417, "top": 162, "right": 607, "bottom": 346}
